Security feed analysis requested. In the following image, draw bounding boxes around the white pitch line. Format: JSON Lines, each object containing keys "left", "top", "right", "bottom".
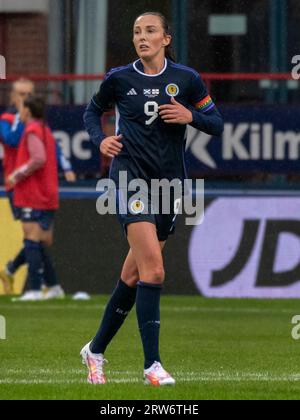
{"left": 0, "top": 376, "right": 300, "bottom": 385}
{"left": 1, "top": 372, "right": 300, "bottom": 384}
{"left": 0, "top": 369, "right": 138, "bottom": 376}
{"left": 2, "top": 369, "right": 298, "bottom": 377}
{"left": 0, "top": 304, "right": 297, "bottom": 316}
{"left": 0, "top": 378, "right": 140, "bottom": 385}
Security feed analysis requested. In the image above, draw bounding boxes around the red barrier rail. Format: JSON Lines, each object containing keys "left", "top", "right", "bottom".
{"left": 1, "top": 73, "right": 295, "bottom": 106}
{"left": 2, "top": 72, "right": 295, "bottom": 82}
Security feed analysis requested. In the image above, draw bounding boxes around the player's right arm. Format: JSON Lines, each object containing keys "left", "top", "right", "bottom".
{"left": 7, "top": 133, "right": 46, "bottom": 186}
{"left": 84, "top": 72, "right": 123, "bottom": 158}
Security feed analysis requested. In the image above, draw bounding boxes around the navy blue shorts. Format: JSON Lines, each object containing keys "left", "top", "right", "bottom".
{"left": 15, "top": 207, "right": 56, "bottom": 231}
{"left": 115, "top": 188, "right": 181, "bottom": 242}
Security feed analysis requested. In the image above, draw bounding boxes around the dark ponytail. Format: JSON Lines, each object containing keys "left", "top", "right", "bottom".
{"left": 135, "top": 12, "right": 176, "bottom": 62}
{"left": 23, "top": 95, "right": 46, "bottom": 121}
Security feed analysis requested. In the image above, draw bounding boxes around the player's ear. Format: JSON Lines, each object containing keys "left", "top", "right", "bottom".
{"left": 163, "top": 34, "right": 171, "bottom": 47}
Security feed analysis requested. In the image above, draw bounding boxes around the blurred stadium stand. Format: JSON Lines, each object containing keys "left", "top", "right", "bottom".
{"left": 0, "top": 0, "right": 300, "bottom": 189}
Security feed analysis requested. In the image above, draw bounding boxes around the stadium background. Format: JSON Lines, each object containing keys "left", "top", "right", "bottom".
{"left": 1, "top": 0, "right": 300, "bottom": 298}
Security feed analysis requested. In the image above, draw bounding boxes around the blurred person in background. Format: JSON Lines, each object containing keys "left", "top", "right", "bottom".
{"left": 7, "top": 95, "right": 63, "bottom": 301}
{"left": 0, "top": 79, "right": 76, "bottom": 295}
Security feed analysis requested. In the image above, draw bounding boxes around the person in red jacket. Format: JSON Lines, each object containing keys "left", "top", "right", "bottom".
{"left": 1, "top": 80, "right": 34, "bottom": 193}
{"left": 8, "top": 95, "right": 63, "bottom": 301}
{"left": 0, "top": 79, "right": 75, "bottom": 295}
{"left": 0, "top": 81, "right": 33, "bottom": 294}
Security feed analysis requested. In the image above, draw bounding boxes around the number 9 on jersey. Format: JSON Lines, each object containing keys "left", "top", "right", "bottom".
{"left": 145, "top": 101, "right": 159, "bottom": 126}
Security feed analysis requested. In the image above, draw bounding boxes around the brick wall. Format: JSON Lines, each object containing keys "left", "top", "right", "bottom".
{"left": 0, "top": 13, "right": 48, "bottom": 103}
{"left": 2, "top": 13, "right": 48, "bottom": 74}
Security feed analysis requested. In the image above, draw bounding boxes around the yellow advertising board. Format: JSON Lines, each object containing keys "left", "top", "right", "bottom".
{"left": 0, "top": 198, "right": 26, "bottom": 295}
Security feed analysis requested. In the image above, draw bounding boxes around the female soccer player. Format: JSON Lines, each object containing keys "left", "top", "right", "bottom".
{"left": 82, "top": 11, "right": 223, "bottom": 386}
{"left": 7, "top": 95, "right": 62, "bottom": 301}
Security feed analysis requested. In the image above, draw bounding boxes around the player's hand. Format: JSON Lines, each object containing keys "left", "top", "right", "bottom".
{"left": 7, "top": 174, "right": 16, "bottom": 188}
{"left": 100, "top": 135, "right": 123, "bottom": 158}
{"left": 64, "top": 170, "right": 77, "bottom": 183}
{"left": 159, "top": 97, "right": 193, "bottom": 125}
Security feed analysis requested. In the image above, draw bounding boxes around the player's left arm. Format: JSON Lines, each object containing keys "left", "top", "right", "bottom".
{"left": 159, "top": 73, "right": 224, "bottom": 136}
{"left": 188, "top": 73, "right": 224, "bottom": 136}
{"left": 7, "top": 133, "right": 46, "bottom": 186}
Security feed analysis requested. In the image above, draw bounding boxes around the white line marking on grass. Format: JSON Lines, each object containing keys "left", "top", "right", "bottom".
{"left": 0, "top": 304, "right": 297, "bottom": 316}
{"left": 0, "top": 369, "right": 138, "bottom": 376}
{"left": 0, "top": 378, "right": 142, "bottom": 385}
{"left": 0, "top": 304, "right": 107, "bottom": 311}
{"left": 0, "top": 368, "right": 85, "bottom": 375}
{"left": 1, "top": 372, "right": 300, "bottom": 384}
{"left": 0, "top": 376, "right": 300, "bottom": 385}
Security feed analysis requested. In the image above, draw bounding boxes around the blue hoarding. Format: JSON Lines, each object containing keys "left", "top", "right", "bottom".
{"left": 1, "top": 105, "right": 300, "bottom": 177}
{"left": 186, "top": 106, "right": 300, "bottom": 175}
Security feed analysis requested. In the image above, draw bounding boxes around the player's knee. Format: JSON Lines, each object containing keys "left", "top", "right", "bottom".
{"left": 22, "top": 223, "right": 33, "bottom": 238}
{"left": 149, "top": 265, "right": 165, "bottom": 284}
{"left": 122, "top": 271, "right": 140, "bottom": 287}
{"left": 41, "top": 231, "right": 54, "bottom": 247}
{"left": 122, "top": 276, "right": 139, "bottom": 288}
{"left": 42, "top": 237, "right": 53, "bottom": 247}
{"left": 121, "top": 263, "right": 139, "bottom": 285}
{"left": 22, "top": 227, "right": 39, "bottom": 242}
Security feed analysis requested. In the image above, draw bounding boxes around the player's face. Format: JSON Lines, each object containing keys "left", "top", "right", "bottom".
{"left": 10, "top": 81, "right": 34, "bottom": 111}
{"left": 133, "top": 15, "right": 171, "bottom": 61}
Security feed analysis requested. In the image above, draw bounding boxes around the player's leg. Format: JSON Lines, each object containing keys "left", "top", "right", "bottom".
{"left": 40, "top": 218, "right": 65, "bottom": 300}
{"left": 5, "top": 249, "right": 26, "bottom": 277}
{"left": 7, "top": 194, "right": 26, "bottom": 275}
{"left": 0, "top": 250, "right": 25, "bottom": 294}
{"left": 89, "top": 242, "right": 166, "bottom": 359}
{"left": 88, "top": 249, "right": 138, "bottom": 356}
{"left": 81, "top": 185, "right": 167, "bottom": 384}
{"left": 121, "top": 243, "right": 166, "bottom": 287}
{"left": 15, "top": 210, "right": 59, "bottom": 301}
{"left": 81, "top": 248, "right": 139, "bottom": 384}
{"left": 120, "top": 248, "right": 141, "bottom": 287}
{"left": 127, "top": 222, "right": 175, "bottom": 386}
{"left": 0, "top": 194, "right": 25, "bottom": 294}
{"left": 18, "top": 221, "right": 45, "bottom": 301}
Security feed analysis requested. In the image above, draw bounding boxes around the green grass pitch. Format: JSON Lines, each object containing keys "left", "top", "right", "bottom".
{"left": 1, "top": 296, "right": 300, "bottom": 400}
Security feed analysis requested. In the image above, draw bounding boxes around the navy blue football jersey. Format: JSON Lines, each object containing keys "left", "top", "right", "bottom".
{"left": 85, "top": 58, "right": 223, "bottom": 183}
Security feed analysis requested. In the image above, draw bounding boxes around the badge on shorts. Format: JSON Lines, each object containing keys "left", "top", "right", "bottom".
{"left": 166, "top": 83, "right": 179, "bottom": 97}
{"left": 130, "top": 200, "right": 145, "bottom": 215}
{"left": 22, "top": 208, "right": 33, "bottom": 219}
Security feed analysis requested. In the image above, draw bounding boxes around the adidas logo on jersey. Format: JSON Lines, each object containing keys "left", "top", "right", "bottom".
{"left": 127, "top": 88, "right": 138, "bottom": 96}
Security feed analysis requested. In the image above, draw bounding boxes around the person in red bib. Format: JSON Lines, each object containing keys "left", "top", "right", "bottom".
{"left": 1, "top": 80, "right": 35, "bottom": 196}
{"left": 0, "top": 80, "right": 75, "bottom": 295}
{"left": 8, "top": 95, "right": 64, "bottom": 301}
{"left": 0, "top": 81, "right": 35, "bottom": 294}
